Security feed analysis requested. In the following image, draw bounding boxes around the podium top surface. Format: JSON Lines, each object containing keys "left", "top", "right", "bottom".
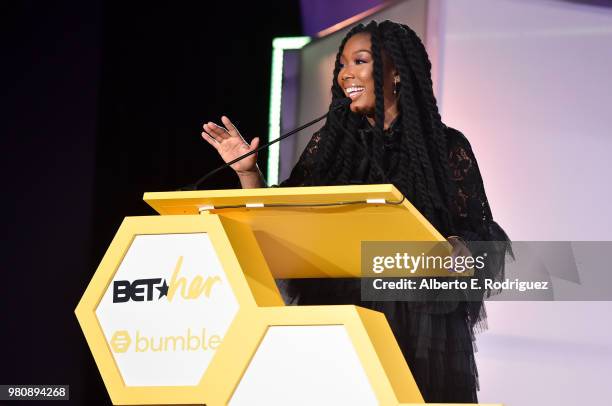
{"left": 144, "top": 184, "right": 405, "bottom": 215}
{"left": 144, "top": 185, "right": 446, "bottom": 279}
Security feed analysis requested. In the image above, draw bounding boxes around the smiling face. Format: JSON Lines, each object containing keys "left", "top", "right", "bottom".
{"left": 337, "top": 32, "right": 398, "bottom": 122}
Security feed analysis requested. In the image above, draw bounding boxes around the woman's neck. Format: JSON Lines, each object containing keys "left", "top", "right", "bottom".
{"left": 366, "top": 102, "right": 400, "bottom": 130}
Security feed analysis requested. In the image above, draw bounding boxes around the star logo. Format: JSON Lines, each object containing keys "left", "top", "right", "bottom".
{"left": 157, "top": 279, "right": 169, "bottom": 299}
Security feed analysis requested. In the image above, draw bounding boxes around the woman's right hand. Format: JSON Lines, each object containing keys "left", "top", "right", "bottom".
{"left": 201, "top": 116, "right": 260, "bottom": 175}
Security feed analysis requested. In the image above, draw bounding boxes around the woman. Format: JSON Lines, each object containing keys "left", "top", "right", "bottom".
{"left": 202, "top": 20, "right": 511, "bottom": 403}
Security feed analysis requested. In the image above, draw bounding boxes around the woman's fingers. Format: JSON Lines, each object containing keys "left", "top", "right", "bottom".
{"left": 249, "top": 136, "right": 260, "bottom": 151}
{"left": 204, "top": 122, "right": 230, "bottom": 140}
{"left": 202, "top": 124, "right": 216, "bottom": 141}
{"left": 201, "top": 125, "right": 217, "bottom": 142}
{"left": 221, "top": 116, "right": 243, "bottom": 139}
{"left": 203, "top": 117, "right": 244, "bottom": 142}
{"left": 203, "top": 122, "right": 228, "bottom": 140}
{"left": 201, "top": 131, "right": 219, "bottom": 149}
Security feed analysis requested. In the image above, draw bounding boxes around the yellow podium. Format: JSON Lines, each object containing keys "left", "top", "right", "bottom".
{"left": 75, "top": 184, "right": 501, "bottom": 406}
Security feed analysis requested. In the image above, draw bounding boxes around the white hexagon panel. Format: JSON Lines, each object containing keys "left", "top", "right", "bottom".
{"left": 95, "top": 233, "right": 239, "bottom": 386}
{"left": 229, "top": 325, "right": 378, "bottom": 405}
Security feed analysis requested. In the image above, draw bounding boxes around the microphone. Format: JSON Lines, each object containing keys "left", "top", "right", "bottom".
{"left": 180, "top": 97, "right": 352, "bottom": 190}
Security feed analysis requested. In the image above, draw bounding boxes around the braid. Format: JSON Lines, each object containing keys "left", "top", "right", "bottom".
{"left": 395, "top": 24, "right": 456, "bottom": 231}
{"left": 366, "top": 21, "right": 387, "bottom": 182}
{"left": 401, "top": 24, "right": 456, "bottom": 217}
{"left": 338, "top": 134, "right": 357, "bottom": 183}
{"left": 367, "top": 22, "right": 385, "bottom": 138}
{"left": 380, "top": 20, "right": 455, "bottom": 233}
{"left": 395, "top": 51, "right": 434, "bottom": 219}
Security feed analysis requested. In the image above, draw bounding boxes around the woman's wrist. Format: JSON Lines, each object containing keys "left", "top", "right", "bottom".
{"left": 236, "top": 166, "right": 265, "bottom": 188}
{"left": 236, "top": 166, "right": 260, "bottom": 178}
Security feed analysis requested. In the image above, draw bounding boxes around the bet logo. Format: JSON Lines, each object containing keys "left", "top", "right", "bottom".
{"left": 112, "top": 278, "right": 168, "bottom": 303}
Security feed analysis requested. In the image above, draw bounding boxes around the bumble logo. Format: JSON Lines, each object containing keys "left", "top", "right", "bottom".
{"left": 112, "top": 256, "right": 222, "bottom": 303}
{"left": 110, "top": 330, "right": 132, "bottom": 353}
{"left": 109, "top": 328, "right": 222, "bottom": 354}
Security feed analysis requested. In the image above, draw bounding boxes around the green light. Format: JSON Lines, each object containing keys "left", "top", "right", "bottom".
{"left": 267, "top": 36, "right": 311, "bottom": 185}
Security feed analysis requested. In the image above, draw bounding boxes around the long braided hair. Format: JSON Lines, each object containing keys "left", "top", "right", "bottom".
{"left": 310, "top": 20, "right": 456, "bottom": 235}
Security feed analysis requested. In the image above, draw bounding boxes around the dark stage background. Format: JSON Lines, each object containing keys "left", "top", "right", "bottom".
{"left": 0, "top": 1, "right": 302, "bottom": 404}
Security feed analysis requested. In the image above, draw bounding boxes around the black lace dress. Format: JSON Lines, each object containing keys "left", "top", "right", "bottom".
{"left": 278, "top": 118, "right": 512, "bottom": 403}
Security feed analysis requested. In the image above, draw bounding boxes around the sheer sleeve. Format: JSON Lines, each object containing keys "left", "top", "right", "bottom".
{"left": 446, "top": 127, "right": 514, "bottom": 305}
{"left": 277, "top": 131, "right": 323, "bottom": 188}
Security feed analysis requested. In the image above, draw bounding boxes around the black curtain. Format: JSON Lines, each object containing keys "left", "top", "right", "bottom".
{"left": 93, "top": 0, "right": 303, "bottom": 268}
{"left": 1, "top": 1, "right": 302, "bottom": 404}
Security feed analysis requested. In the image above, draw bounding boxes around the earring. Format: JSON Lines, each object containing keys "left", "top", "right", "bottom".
{"left": 393, "top": 76, "right": 399, "bottom": 95}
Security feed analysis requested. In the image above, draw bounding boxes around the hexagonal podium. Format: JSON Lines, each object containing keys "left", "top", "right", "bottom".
{"left": 75, "top": 185, "right": 498, "bottom": 406}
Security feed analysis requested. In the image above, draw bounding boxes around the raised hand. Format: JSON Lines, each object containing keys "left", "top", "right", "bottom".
{"left": 201, "top": 116, "right": 260, "bottom": 175}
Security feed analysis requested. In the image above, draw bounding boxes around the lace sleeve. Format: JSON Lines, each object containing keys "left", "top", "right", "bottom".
{"left": 277, "top": 131, "right": 323, "bottom": 187}
{"left": 446, "top": 127, "right": 514, "bottom": 301}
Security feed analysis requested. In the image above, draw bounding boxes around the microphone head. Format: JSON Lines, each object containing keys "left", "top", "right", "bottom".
{"left": 331, "top": 97, "right": 352, "bottom": 110}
